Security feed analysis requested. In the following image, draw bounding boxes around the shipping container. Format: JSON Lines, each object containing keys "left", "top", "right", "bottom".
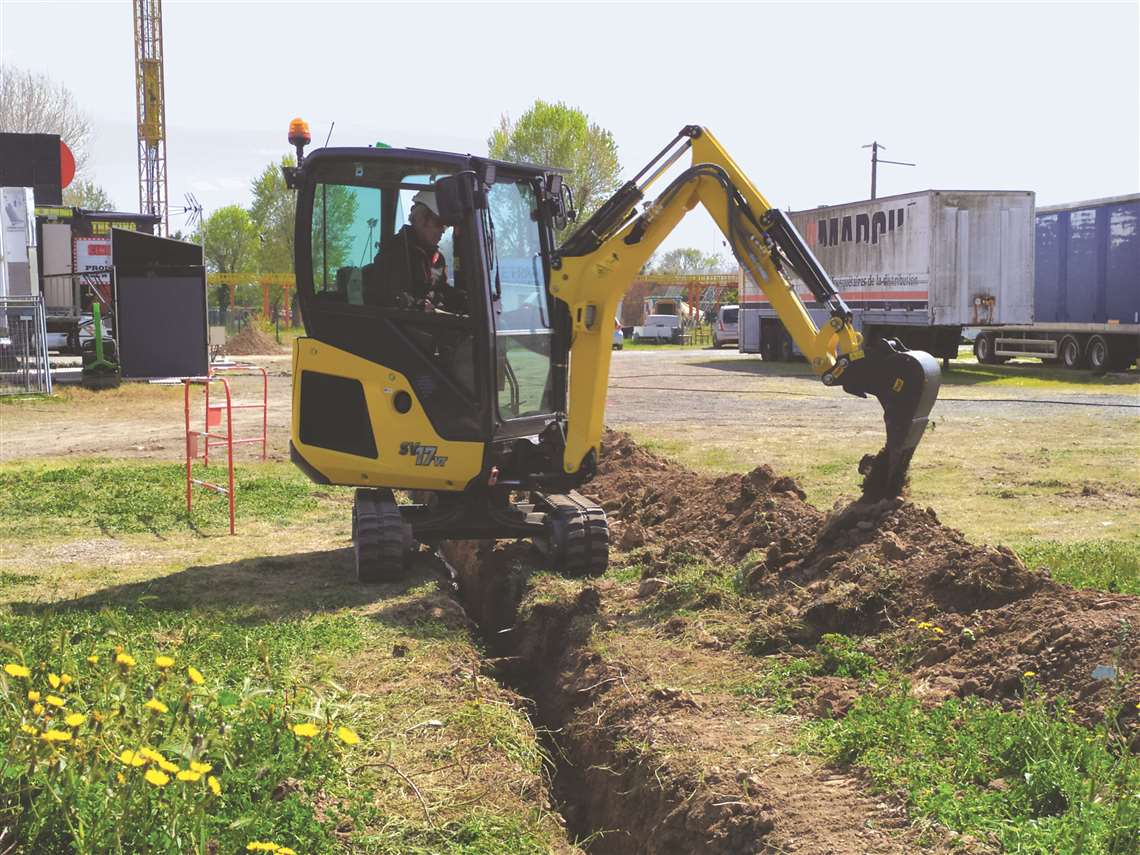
{"left": 973, "top": 193, "right": 1139, "bottom": 371}
{"left": 740, "top": 190, "right": 1035, "bottom": 362}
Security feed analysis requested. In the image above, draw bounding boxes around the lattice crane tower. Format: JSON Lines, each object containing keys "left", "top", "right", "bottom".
{"left": 133, "top": 0, "right": 169, "bottom": 235}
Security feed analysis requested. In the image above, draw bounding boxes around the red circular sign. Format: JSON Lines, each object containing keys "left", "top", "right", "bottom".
{"left": 60, "top": 140, "right": 76, "bottom": 189}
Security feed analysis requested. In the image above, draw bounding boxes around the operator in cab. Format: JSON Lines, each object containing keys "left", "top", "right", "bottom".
{"left": 379, "top": 190, "right": 468, "bottom": 315}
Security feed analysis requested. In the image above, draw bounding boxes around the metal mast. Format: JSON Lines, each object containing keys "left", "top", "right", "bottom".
{"left": 133, "top": 0, "right": 169, "bottom": 234}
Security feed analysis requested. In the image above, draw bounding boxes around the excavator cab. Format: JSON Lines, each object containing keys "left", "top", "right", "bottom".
{"left": 286, "top": 121, "right": 940, "bottom": 585}
{"left": 288, "top": 143, "right": 604, "bottom": 581}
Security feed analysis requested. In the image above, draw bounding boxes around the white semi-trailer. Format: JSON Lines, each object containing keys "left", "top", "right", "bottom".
{"left": 739, "top": 190, "right": 1036, "bottom": 364}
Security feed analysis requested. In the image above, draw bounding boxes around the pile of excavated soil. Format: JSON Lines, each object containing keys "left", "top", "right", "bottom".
{"left": 224, "top": 325, "right": 285, "bottom": 356}
{"left": 588, "top": 430, "right": 1139, "bottom": 732}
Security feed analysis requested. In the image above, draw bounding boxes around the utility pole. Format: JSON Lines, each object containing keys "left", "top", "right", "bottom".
{"left": 862, "top": 141, "right": 915, "bottom": 199}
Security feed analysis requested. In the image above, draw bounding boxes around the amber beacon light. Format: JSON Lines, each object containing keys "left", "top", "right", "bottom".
{"left": 288, "top": 117, "right": 311, "bottom": 163}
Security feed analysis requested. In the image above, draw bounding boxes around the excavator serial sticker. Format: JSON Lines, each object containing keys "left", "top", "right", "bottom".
{"left": 892, "top": 379, "right": 905, "bottom": 392}
{"left": 399, "top": 442, "right": 448, "bottom": 467}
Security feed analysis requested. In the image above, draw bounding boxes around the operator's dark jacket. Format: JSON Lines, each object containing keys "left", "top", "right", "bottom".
{"left": 375, "top": 225, "right": 467, "bottom": 314}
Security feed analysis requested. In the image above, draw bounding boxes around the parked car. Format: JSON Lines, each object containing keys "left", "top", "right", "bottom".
{"left": 713, "top": 304, "right": 738, "bottom": 348}
{"left": 632, "top": 314, "right": 681, "bottom": 344}
{"left": 45, "top": 313, "right": 114, "bottom": 354}
{"left": 613, "top": 318, "right": 624, "bottom": 350}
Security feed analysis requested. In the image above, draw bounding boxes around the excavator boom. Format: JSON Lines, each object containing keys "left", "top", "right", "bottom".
{"left": 553, "top": 126, "right": 941, "bottom": 497}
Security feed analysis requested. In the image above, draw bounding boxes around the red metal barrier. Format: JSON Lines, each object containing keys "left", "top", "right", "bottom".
{"left": 183, "top": 363, "right": 268, "bottom": 534}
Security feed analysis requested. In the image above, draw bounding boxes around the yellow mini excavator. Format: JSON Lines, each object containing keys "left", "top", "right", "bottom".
{"left": 283, "top": 122, "right": 940, "bottom": 582}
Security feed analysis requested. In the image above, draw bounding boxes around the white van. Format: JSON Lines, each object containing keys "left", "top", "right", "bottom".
{"left": 713, "top": 305, "right": 738, "bottom": 348}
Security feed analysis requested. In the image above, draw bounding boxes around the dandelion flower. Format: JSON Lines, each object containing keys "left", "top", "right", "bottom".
{"left": 144, "top": 768, "right": 169, "bottom": 787}
{"left": 158, "top": 758, "right": 179, "bottom": 774}
{"left": 119, "top": 750, "right": 146, "bottom": 767}
{"left": 190, "top": 761, "right": 213, "bottom": 774}
{"left": 278, "top": 848, "right": 297, "bottom": 855}
{"left": 45, "top": 695, "right": 66, "bottom": 708}
{"left": 143, "top": 698, "right": 169, "bottom": 714}
{"left": 40, "top": 729, "right": 72, "bottom": 742}
{"left": 1023, "top": 670, "right": 1036, "bottom": 678}
{"left": 291, "top": 722, "right": 320, "bottom": 738}
{"left": 246, "top": 843, "right": 279, "bottom": 852}
{"left": 933, "top": 627, "right": 945, "bottom": 635}
{"left": 32, "top": 703, "right": 44, "bottom": 715}
{"left": 207, "top": 775, "right": 221, "bottom": 796}
{"left": 27, "top": 690, "right": 40, "bottom": 702}
{"left": 48, "top": 673, "right": 61, "bottom": 689}
{"left": 116, "top": 772, "right": 126, "bottom": 784}
{"left": 20, "top": 724, "right": 37, "bottom": 736}
{"left": 115, "top": 653, "right": 136, "bottom": 668}
{"left": 336, "top": 726, "right": 360, "bottom": 745}
{"left": 176, "top": 769, "right": 201, "bottom": 782}
{"left": 65, "top": 713, "right": 85, "bottom": 728}
{"left": 187, "top": 666, "right": 204, "bottom": 685}
{"left": 139, "top": 747, "right": 166, "bottom": 764}
{"left": 87, "top": 655, "right": 99, "bottom": 665}
{"left": 155, "top": 655, "right": 175, "bottom": 669}
{"left": 3, "top": 663, "right": 30, "bottom": 679}
{"left": 60, "top": 674, "right": 72, "bottom": 686}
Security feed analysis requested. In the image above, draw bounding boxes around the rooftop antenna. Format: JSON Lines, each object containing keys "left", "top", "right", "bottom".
{"left": 862, "top": 141, "right": 915, "bottom": 199}
{"left": 323, "top": 121, "right": 335, "bottom": 148}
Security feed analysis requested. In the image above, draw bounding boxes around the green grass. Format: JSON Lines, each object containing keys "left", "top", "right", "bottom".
{"left": 1015, "top": 540, "right": 1140, "bottom": 595}
{"left": 811, "top": 682, "right": 1139, "bottom": 854}
{"left": 735, "top": 634, "right": 885, "bottom": 713}
{"left": 0, "top": 460, "right": 317, "bottom": 538}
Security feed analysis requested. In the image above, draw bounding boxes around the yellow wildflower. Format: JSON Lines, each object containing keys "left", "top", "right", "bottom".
{"left": 116, "top": 772, "right": 126, "bottom": 784}
{"left": 20, "top": 724, "right": 37, "bottom": 736}
{"left": 60, "top": 674, "right": 72, "bottom": 686}
{"left": 64, "top": 713, "right": 85, "bottom": 728}
{"left": 3, "top": 663, "right": 30, "bottom": 679}
{"left": 143, "top": 698, "right": 168, "bottom": 714}
{"left": 40, "top": 729, "right": 72, "bottom": 742}
{"left": 139, "top": 747, "right": 166, "bottom": 764}
{"left": 155, "top": 655, "right": 175, "bottom": 669}
{"left": 932, "top": 627, "right": 945, "bottom": 635}
{"left": 207, "top": 775, "right": 221, "bottom": 796}
{"left": 336, "top": 726, "right": 360, "bottom": 745}
{"left": 115, "top": 652, "right": 136, "bottom": 668}
{"left": 48, "top": 673, "right": 61, "bottom": 689}
{"left": 291, "top": 722, "right": 320, "bottom": 738}
{"left": 119, "top": 750, "right": 146, "bottom": 767}
{"left": 144, "top": 768, "right": 169, "bottom": 787}
{"left": 176, "top": 769, "right": 202, "bottom": 782}
{"left": 190, "top": 760, "right": 213, "bottom": 775}
{"left": 187, "top": 666, "right": 204, "bottom": 686}
{"left": 246, "top": 843, "right": 279, "bottom": 852}
{"left": 87, "top": 655, "right": 99, "bottom": 665}
{"left": 158, "top": 758, "right": 179, "bottom": 774}
{"left": 278, "top": 849, "right": 297, "bottom": 855}
{"left": 32, "top": 703, "right": 44, "bottom": 715}
{"left": 27, "top": 690, "right": 40, "bottom": 702}
{"left": 45, "top": 695, "right": 66, "bottom": 708}
{"left": 1023, "top": 670, "right": 1036, "bottom": 678}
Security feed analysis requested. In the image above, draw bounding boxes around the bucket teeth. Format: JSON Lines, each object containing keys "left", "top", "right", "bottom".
{"left": 838, "top": 339, "right": 942, "bottom": 501}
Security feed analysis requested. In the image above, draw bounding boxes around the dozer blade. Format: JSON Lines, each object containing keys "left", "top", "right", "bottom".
{"left": 836, "top": 338, "right": 941, "bottom": 501}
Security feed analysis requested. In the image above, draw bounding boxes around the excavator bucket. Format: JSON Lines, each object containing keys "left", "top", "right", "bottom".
{"left": 836, "top": 338, "right": 941, "bottom": 501}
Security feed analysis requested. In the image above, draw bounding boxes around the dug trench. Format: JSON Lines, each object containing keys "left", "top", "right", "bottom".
{"left": 440, "top": 431, "right": 1139, "bottom": 853}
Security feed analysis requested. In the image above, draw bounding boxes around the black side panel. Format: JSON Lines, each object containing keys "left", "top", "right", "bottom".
{"left": 299, "top": 371, "right": 378, "bottom": 458}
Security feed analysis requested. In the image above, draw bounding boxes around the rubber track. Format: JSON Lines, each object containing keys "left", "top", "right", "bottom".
{"left": 563, "top": 506, "right": 609, "bottom": 578}
{"left": 354, "top": 488, "right": 406, "bottom": 583}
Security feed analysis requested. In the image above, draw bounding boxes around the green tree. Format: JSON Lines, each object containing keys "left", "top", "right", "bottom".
{"left": 198, "top": 205, "right": 258, "bottom": 275}
{"left": 488, "top": 100, "right": 621, "bottom": 240}
{"left": 249, "top": 155, "right": 296, "bottom": 274}
{"left": 63, "top": 180, "right": 114, "bottom": 211}
{"left": 648, "top": 247, "right": 731, "bottom": 275}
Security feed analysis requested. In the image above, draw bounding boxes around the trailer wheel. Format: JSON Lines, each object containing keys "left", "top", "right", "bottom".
{"left": 1087, "top": 335, "right": 1109, "bottom": 373}
{"left": 1059, "top": 336, "right": 1083, "bottom": 369}
{"left": 974, "top": 333, "right": 1006, "bottom": 365}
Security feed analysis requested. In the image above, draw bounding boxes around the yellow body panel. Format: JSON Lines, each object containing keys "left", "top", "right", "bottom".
{"left": 291, "top": 337, "right": 484, "bottom": 490}
{"left": 552, "top": 127, "right": 865, "bottom": 474}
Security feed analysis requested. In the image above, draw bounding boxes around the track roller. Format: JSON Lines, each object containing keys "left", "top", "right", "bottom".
{"left": 352, "top": 488, "right": 411, "bottom": 584}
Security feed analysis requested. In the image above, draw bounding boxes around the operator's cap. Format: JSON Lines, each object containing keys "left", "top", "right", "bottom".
{"left": 411, "top": 190, "right": 440, "bottom": 217}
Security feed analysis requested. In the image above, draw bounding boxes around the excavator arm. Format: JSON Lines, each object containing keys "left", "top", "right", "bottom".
{"left": 551, "top": 126, "right": 941, "bottom": 499}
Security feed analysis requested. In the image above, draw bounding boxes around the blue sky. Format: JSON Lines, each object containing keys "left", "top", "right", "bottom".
{"left": 4, "top": 0, "right": 1137, "bottom": 255}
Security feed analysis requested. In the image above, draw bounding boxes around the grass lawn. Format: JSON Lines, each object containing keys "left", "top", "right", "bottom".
{"left": 0, "top": 461, "right": 577, "bottom": 854}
